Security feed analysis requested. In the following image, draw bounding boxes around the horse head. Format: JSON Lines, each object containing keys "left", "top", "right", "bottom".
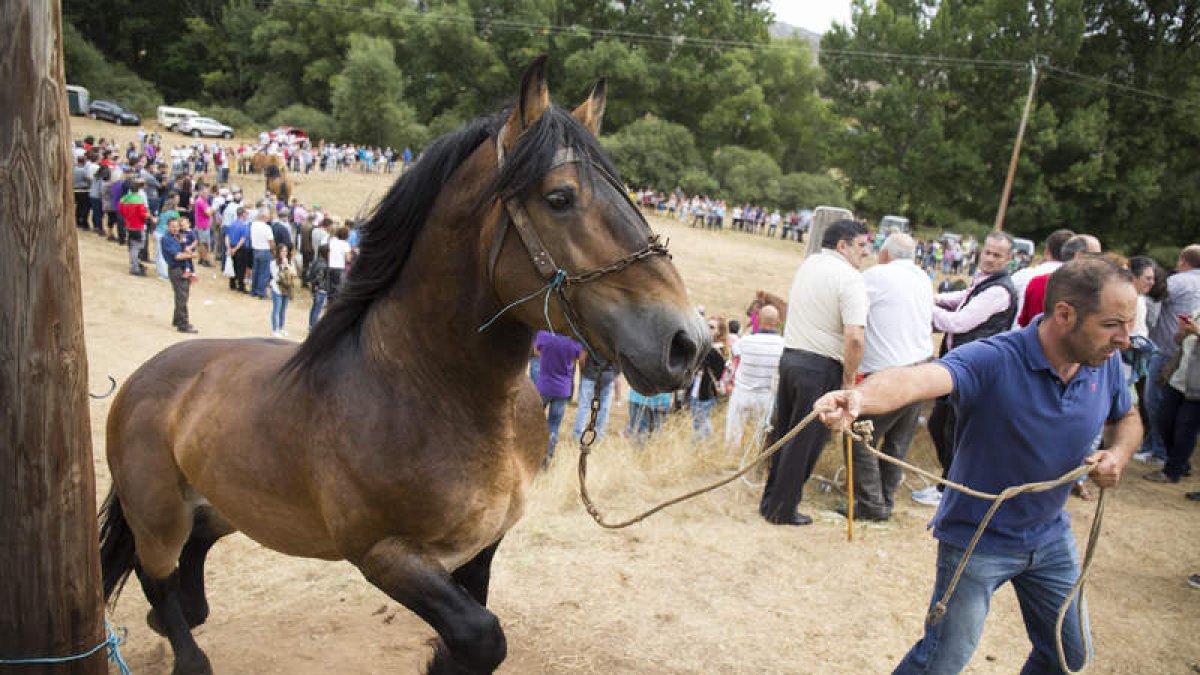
{"left": 488, "top": 57, "right": 707, "bottom": 393}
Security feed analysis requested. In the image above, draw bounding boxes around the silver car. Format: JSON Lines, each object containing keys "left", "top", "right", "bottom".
{"left": 178, "top": 116, "right": 234, "bottom": 139}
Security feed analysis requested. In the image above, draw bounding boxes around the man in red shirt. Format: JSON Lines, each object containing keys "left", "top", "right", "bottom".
{"left": 1017, "top": 235, "right": 1101, "bottom": 327}
{"left": 118, "top": 179, "right": 150, "bottom": 276}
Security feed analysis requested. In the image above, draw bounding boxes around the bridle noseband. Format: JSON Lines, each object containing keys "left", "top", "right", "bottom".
{"left": 479, "top": 128, "right": 670, "bottom": 350}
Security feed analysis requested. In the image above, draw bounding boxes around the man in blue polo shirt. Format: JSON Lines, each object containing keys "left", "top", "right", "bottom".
{"left": 816, "top": 257, "right": 1141, "bottom": 674}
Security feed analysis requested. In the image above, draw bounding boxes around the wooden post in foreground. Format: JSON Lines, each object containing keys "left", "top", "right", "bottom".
{"left": 0, "top": 1, "right": 107, "bottom": 672}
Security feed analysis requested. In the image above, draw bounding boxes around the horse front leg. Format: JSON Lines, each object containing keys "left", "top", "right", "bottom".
{"left": 357, "top": 539, "right": 507, "bottom": 675}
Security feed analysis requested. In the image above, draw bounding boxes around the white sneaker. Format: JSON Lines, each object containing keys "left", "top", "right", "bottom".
{"left": 272, "top": 330, "right": 283, "bottom": 337}
{"left": 912, "top": 486, "right": 942, "bottom": 506}
{"left": 1133, "top": 451, "right": 1166, "bottom": 467}
{"left": 281, "top": 330, "right": 289, "bottom": 337}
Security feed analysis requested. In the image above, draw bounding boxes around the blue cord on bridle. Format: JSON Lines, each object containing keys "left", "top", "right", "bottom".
{"left": 477, "top": 268, "right": 602, "bottom": 363}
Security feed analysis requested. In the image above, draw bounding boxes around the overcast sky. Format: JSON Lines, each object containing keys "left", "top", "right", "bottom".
{"left": 769, "top": 0, "right": 853, "bottom": 34}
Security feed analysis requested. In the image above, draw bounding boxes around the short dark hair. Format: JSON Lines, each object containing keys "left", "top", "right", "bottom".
{"left": 728, "top": 319, "right": 741, "bottom": 335}
{"left": 1044, "top": 257, "right": 1133, "bottom": 320}
{"left": 1059, "top": 235, "right": 1095, "bottom": 262}
{"left": 1045, "top": 229, "right": 1075, "bottom": 261}
{"left": 821, "top": 219, "right": 869, "bottom": 249}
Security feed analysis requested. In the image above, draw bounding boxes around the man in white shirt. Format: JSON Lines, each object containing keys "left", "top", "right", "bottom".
{"left": 1010, "top": 228, "right": 1074, "bottom": 328}
{"left": 760, "top": 219, "right": 870, "bottom": 526}
{"left": 248, "top": 208, "right": 275, "bottom": 298}
{"left": 848, "top": 233, "right": 933, "bottom": 520}
{"left": 724, "top": 306, "right": 785, "bottom": 450}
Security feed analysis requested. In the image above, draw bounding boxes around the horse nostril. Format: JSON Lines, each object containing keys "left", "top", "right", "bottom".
{"left": 668, "top": 329, "right": 699, "bottom": 375}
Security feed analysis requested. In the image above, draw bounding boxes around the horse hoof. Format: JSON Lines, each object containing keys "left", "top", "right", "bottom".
{"left": 171, "top": 652, "right": 212, "bottom": 675}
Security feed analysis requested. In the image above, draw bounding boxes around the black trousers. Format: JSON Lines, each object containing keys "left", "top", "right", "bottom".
{"left": 169, "top": 267, "right": 190, "bottom": 327}
{"left": 74, "top": 191, "right": 90, "bottom": 228}
{"left": 760, "top": 348, "right": 844, "bottom": 521}
{"left": 231, "top": 247, "right": 251, "bottom": 291}
{"left": 927, "top": 395, "right": 957, "bottom": 485}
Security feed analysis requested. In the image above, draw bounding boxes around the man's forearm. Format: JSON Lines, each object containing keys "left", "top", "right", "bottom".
{"left": 1107, "top": 407, "right": 1143, "bottom": 464}
{"left": 842, "top": 338, "right": 863, "bottom": 387}
{"left": 856, "top": 363, "right": 954, "bottom": 417}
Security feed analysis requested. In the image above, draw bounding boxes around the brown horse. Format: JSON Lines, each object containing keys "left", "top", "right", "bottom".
{"left": 266, "top": 172, "right": 292, "bottom": 203}
{"left": 99, "top": 57, "right": 706, "bottom": 675}
{"left": 746, "top": 289, "right": 788, "bottom": 330}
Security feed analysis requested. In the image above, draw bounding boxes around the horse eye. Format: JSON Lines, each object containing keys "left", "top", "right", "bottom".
{"left": 544, "top": 189, "right": 574, "bottom": 211}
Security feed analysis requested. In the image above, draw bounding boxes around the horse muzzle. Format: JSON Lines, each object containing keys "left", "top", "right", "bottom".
{"left": 604, "top": 307, "right": 708, "bottom": 394}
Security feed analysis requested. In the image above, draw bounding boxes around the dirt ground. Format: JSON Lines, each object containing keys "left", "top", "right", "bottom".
{"left": 72, "top": 119, "right": 1200, "bottom": 674}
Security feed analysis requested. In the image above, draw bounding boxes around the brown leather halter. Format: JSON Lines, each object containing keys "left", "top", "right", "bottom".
{"left": 479, "top": 129, "right": 670, "bottom": 347}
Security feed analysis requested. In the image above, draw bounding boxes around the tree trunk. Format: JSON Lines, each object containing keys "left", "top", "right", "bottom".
{"left": 0, "top": 1, "right": 107, "bottom": 673}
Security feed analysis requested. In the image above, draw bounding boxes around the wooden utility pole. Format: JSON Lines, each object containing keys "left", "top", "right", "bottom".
{"left": 0, "top": 2, "right": 107, "bottom": 673}
{"left": 993, "top": 57, "right": 1043, "bottom": 231}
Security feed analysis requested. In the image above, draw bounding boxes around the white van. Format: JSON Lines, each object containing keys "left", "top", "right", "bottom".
{"left": 157, "top": 105, "right": 199, "bottom": 131}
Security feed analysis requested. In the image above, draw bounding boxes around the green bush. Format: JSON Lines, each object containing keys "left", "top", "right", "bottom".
{"left": 677, "top": 168, "right": 719, "bottom": 197}
{"left": 777, "top": 172, "right": 849, "bottom": 212}
{"left": 270, "top": 104, "right": 336, "bottom": 143}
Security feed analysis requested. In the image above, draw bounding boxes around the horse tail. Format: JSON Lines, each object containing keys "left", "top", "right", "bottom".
{"left": 99, "top": 487, "right": 138, "bottom": 603}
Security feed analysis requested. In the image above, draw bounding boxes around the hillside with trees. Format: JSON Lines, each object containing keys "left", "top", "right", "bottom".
{"left": 65, "top": 0, "right": 1200, "bottom": 251}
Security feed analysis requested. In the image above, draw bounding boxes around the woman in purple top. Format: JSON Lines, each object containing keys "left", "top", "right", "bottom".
{"left": 533, "top": 330, "right": 584, "bottom": 463}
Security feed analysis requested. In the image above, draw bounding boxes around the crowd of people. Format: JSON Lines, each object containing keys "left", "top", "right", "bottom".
{"left": 72, "top": 132, "right": 365, "bottom": 337}
{"left": 527, "top": 213, "right": 1200, "bottom": 671}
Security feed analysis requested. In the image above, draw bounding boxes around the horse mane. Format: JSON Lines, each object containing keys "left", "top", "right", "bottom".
{"left": 283, "top": 105, "right": 619, "bottom": 378}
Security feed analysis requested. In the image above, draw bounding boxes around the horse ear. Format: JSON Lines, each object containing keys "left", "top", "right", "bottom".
{"left": 500, "top": 55, "right": 551, "bottom": 154}
{"left": 572, "top": 78, "right": 607, "bottom": 136}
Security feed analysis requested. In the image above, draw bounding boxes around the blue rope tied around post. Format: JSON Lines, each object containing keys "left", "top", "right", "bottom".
{"left": 0, "top": 620, "right": 131, "bottom": 674}
{"left": 478, "top": 269, "right": 602, "bottom": 363}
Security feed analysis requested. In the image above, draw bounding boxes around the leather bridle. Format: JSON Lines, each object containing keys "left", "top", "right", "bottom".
{"left": 481, "top": 127, "right": 669, "bottom": 341}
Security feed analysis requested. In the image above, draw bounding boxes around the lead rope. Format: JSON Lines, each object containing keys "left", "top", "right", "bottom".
{"left": 577, "top": 410, "right": 1103, "bottom": 674}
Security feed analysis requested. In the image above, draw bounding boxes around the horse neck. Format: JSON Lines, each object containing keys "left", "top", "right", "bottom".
{"left": 360, "top": 155, "right": 534, "bottom": 392}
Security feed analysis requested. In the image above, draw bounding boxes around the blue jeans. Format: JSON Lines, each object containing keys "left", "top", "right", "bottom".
{"left": 542, "top": 396, "right": 568, "bottom": 460}
{"left": 1139, "top": 352, "right": 1171, "bottom": 459}
{"left": 691, "top": 397, "right": 717, "bottom": 441}
{"left": 309, "top": 290, "right": 327, "bottom": 330}
{"left": 270, "top": 289, "right": 289, "bottom": 332}
{"left": 251, "top": 249, "right": 272, "bottom": 297}
{"left": 90, "top": 197, "right": 103, "bottom": 231}
{"left": 894, "top": 534, "right": 1090, "bottom": 675}
{"left": 625, "top": 403, "right": 666, "bottom": 444}
{"left": 1156, "top": 385, "right": 1200, "bottom": 480}
{"left": 572, "top": 376, "right": 614, "bottom": 443}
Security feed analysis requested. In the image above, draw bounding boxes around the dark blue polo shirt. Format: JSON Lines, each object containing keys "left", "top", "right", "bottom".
{"left": 932, "top": 320, "right": 1130, "bottom": 554}
{"left": 160, "top": 234, "right": 188, "bottom": 270}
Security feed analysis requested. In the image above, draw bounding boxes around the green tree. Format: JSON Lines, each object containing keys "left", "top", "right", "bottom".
{"left": 603, "top": 116, "right": 703, "bottom": 191}
{"left": 777, "top": 172, "right": 849, "bottom": 211}
{"left": 331, "top": 34, "right": 428, "bottom": 149}
{"left": 711, "top": 146, "right": 782, "bottom": 204}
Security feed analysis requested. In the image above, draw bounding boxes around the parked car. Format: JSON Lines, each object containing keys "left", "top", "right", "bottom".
{"left": 270, "top": 126, "right": 307, "bottom": 141}
{"left": 88, "top": 100, "right": 140, "bottom": 125}
{"left": 878, "top": 214, "right": 910, "bottom": 234}
{"left": 157, "top": 105, "right": 199, "bottom": 131}
{"left": 177, "top": 116, "right": 234, "bottom": 139}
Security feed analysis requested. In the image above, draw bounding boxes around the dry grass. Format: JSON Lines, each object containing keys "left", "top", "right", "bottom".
{"left": 70, "top": 117, "right": 1200, "bottom": 674}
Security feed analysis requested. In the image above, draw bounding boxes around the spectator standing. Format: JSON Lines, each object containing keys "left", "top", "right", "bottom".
{"left": 815, "top": 257, "right": 1140, "bottom": 674}
{"left": 759, "top": 220, "right": 869, "bottom": 526}
{"left": 118, "top": 180, "right": 149, "bottom": 276}
{"left": 269, "top": 245, "right": 297, "bottom": 337}
{"left": 153, "top": 195, "right": 180, "bottom": 280}
{"left": 192, "top": 184, "right": 213, "bottom": 267}
{"left": 691, "top": 318, "right": 729, "bottom": 443}
{"left": 533, "top": 331, "right": 584, "bottom": 463}
{"left": 1140, "top": 244, "right": 1200, "bottom": 471}
{"left": 160, "top": 217, "right": 198, "bottom": 334}
{"left": 88, "top": 159, "right": 106, "bottom": 235}
{"left": 626, "top": 389, "right": 673, "bottom": 443}
{"left": 327, "top": 225, "right": 352, "bottom": 301}
{"left": 224, "top": 207, "right": 250, "bottom": 293}
{"left": 847, "top": 233, "right": 933, "bottom": 521}
{"left": 572, "top": 354, "right": 620, "bottom": 445}
{"left": 1016, "top": 234, "right": 1102, "bottom": 327}
{"left": 248, "top": 208, "right": 276, "bottom": 298}
{"left": 724, "top": 306, "right": 785, "bottom": 451}
{"left": 917, "top": 231, "right": 1018, "bottom": 507}
{"left": 1010, "top": 228, "right": 1075, "bottom": 327}
{"left": 306, "top": 244, "right": 330, "bottom": 331}
{"left": 72, "top": 155, "right": 91, "bottom": 229}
